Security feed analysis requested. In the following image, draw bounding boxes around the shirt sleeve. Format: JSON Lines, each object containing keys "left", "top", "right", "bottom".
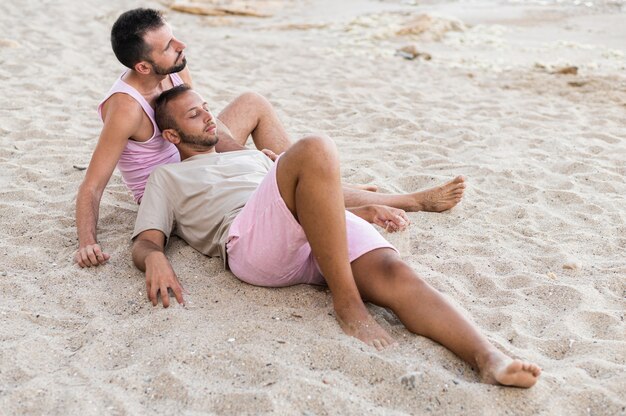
{"left": 131, "top": 171, "right": 175, "bottom": 241}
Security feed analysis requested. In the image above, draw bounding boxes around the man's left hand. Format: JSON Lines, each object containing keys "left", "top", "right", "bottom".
{"left": 261, "top": 149, "right": 278, "bottom": 161}
{"left": 369, "top": 205, "right": 410, "bottom": 232}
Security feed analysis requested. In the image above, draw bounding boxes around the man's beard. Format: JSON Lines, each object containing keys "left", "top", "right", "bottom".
{"left": 150, "top": 56, "right": 187, "bottom": 75}
{"left": 179, "top": 130, "right": 219, "bottom": 148}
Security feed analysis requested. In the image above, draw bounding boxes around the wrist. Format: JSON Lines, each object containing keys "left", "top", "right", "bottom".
{"left": 78, "top": 236, "right": 97, "bottom": 248}
{"left": 145, "top": 251, "right": 167, "bottom": 269}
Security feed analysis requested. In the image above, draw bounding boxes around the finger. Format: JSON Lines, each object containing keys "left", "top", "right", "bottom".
{"left": 395, "top": 215, "right": 408, "bottom": 230}
{"left": 149, "top": 284, "right": 158, "bottom": 306}
{"left": 385, "top": 220, "right": 399, "bottom": 233}
{"left": 93, "top": 246, "right": 106, "bottom": 265}
{"left": 74, "top": 252, "right": 85, "bottom": 268}
{"left": 145, "top": 279, "right": 152, "bottom": 301}
{"left": 103, "top": 253, "right": 111, "bottom": 261}
{"left": 80, "top": 250, "right": 93, "bottom": 267}
{"left": 261, "top": 149, "right": 277, "bottom": 161}
{"left": 161, "top": 286, "right": 170, "bottom": 308}
{"left": 86, "top": 247, "right": 99, "bottom": 266}
{"left": 173, "top": 283, "right": 185, "bottom": 305}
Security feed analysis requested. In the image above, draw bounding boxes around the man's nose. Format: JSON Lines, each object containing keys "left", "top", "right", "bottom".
{"left": 174, "top": 39, "right": 186, "bottom": 51}
{"left": 202, "top": 109, "right": 213, "bottom": 122}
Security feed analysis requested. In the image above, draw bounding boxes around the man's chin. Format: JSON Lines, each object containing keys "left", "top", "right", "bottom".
{"left": 168, "top": 58, "right": 187, "bottom": 74}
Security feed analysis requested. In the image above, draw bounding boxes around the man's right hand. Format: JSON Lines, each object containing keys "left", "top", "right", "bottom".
{"left": 74, "top": 244, "right": 110, "bottom": 268}
{"left": 145, "top": 252, "right": 185, "bottom": 308}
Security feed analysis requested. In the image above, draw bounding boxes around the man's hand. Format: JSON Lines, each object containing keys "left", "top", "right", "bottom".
{"left": 145, "top": 252, "right": 185, "bottom": 308}
{"left": 74, "top": 244, "right": 110, "bottom": 268}
{"left": 132, "top": 230, "right": 184, "bottom": 308}
{"left": 261, "top": 148, "right": 278, "bottom": 161}
{"left": 370, "top": 205, "right": 409, "bottom": 232}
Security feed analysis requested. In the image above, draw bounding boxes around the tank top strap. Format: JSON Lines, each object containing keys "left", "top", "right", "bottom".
{"left": 170, "top": 71, "right": 185, "bottom": 86}
{"left": 98, "top": 72, "right": 159, "bottom": 140}
{"left": 98, "top": 71, "right": 186, "bottom": 122}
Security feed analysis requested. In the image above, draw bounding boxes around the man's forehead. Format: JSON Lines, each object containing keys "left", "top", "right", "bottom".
{"left": 171, "top": 91, "right": 204, "bottom": 111}
{"left": 143, "top": 23, "right": 173, "bottom": 46}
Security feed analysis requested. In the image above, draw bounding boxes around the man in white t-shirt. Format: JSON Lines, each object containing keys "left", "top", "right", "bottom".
{"left": 131, "top": 85, "right": 541, "bottom": 388}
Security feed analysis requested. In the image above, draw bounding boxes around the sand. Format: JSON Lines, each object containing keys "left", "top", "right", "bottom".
{"left": 1, "top": 0, "right": 625, "bottom": 414}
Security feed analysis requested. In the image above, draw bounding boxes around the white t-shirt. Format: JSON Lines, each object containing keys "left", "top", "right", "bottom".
{"left": 132, "top": 150, "right": 273, "bottom": 266}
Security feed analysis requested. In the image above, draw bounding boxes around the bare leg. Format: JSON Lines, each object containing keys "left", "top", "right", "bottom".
{"left": 217, "top": 92, "right": 292, "bottom": 153}
{"left": 275, "top": 135, "right": 395, "bottom": 349}
{"left": 346, "top": 183, "right": 378, "bottom": 192}
{"left": 344, "top": 176, "right": 466, "bottom": 212}
{"left": 351, "top": 248, "right": 541, "bottom": 388}
{"left": 217, "top": 92, "right": 465, "bottom": 211}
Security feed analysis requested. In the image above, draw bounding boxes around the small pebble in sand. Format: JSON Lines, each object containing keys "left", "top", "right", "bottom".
{"left": 396, "top": 44, "right": 432, "bottom": 61}
{"left": 554, "top": 66, "right": 578, "bottom": 75}
{"left": 0, "top": 39, "right": 20, "bottom": 48}
{"left": 562, "top": 262, "right": 581, "bottom": 270}
{"left": 546, "top": 272, "right": 557, "bottom": 279}
{"left": 227, "top": 338, "right": 235, "bottom": 343}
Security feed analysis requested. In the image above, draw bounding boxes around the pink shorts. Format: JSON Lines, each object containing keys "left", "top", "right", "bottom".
{"left": 226, "top": 156, "right": 396, "bottom": 287}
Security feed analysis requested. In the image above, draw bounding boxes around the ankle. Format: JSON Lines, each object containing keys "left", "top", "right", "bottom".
{"left": 474, "top": 347, "right": 503, "bottom": 373}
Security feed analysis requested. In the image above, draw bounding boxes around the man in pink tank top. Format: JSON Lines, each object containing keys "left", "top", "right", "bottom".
{"left": 75, "top": 8, "right": 293, "bottom": 267}
{"left": 74, "top": 8, "right": 467, "bottom": 268}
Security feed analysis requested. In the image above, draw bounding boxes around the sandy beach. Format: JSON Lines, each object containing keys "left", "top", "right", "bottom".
{"left": 1, "top": 0, "right": 625, "bottom": 414}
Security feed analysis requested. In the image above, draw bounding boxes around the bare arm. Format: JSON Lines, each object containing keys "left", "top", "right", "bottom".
{"left": 74, "top": 95, "right": 144, "bottom": 267}
{"left": 132, "top": 229, "right": 184, "bottom": 308}
{"left": 347, "top": 205, "right": 410, "bottom": 232}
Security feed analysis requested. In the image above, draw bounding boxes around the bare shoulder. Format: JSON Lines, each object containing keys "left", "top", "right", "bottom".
{"left": 101, "top": 93, "right": 144, "bottom": 126}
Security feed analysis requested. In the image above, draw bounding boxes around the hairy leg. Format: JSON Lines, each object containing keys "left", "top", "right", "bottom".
{"left": 351, "top": 248, "right": 541, "bottom": 387}
{"left": 344, "top": 176, "right": 466, "bottom": 212}
{"left": 275, "top": 135, "right": 394, "bottom": 348}
{"left": 218, "top": 92, "right": 292, "bottom": 153}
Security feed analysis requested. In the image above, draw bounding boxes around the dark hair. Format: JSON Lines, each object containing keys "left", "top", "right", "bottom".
{"left": 111, "top": 8, "right": 166, "bottom": 69}
{"left": 155, "top": 84, "right": 193, "bottom": 132}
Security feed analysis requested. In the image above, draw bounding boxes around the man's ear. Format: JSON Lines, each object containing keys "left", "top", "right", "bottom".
{"left": 162, "top": 129, "right": 181, "bottom": 145}
{"left": 134, "top": 61, "right": 152, "bottom": 75}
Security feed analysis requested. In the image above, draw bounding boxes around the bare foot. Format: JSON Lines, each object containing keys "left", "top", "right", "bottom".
{"left": 334, "top": 302, "right": 396, "bottom": 350}
{"left": 479, "top": 350, "right": 541, "bottom": 388}
{"left": 346, "top": 183, "right": 379, "bottom": 193}
{"left": 410, "top": 176, "right": 466, "bottom": 212}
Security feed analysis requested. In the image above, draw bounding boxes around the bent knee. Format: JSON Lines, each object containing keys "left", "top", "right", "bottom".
{"left": 235, "top": 91, "right": 270, "bottom": 108}
{"left": 296, "top": 134, "right": 336, "bottom": 155}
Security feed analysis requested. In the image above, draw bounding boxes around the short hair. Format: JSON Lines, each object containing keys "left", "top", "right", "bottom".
{"left": 155, "top": 84, "right": 193, "bottom": 132}
{"left": 111, "top": 8, "right": 166, "bottom": 69}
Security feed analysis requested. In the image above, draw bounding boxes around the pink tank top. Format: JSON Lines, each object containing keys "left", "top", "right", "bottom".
{"left": 98, "top": 72, "right": 184, "bottom": 203}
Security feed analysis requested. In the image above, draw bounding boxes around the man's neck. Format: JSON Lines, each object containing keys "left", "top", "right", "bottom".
{"left": 179, "top": 147, "right": 217, "bottom": 161}
{"left": 122, "top": 70, "right": 168, "bottom": 97}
